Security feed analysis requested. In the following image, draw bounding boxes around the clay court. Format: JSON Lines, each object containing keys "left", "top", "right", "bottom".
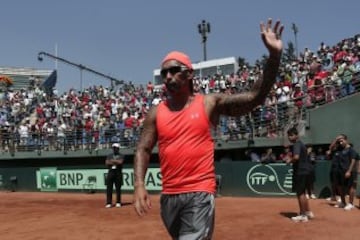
{"left": 0, "top": 192, "right": 358, "bottom": 240}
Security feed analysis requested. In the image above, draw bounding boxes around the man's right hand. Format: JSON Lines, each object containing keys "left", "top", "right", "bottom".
{"left": 133, "top": 184, "right": 152, "bottom": 216}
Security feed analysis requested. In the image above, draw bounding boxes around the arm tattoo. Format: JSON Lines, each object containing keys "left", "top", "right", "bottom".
{"left": 218, "top": 55, "right": 280, "bottom": 116}
{"left": 134, "top": 107, "right": 157, "bottom": 186}
{"left": 253, "top": 55, "right": 281, "bottom": 103}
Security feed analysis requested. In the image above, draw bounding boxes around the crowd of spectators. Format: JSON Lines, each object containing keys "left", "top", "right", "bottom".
{"left": 194, "top": 34, "right": 360, "bottom": 139}
{"left": 245, "top": 145, "right": 327, "bottom": 164}
{"left": 0, "top": 34, "right": 359, "bottom": 153}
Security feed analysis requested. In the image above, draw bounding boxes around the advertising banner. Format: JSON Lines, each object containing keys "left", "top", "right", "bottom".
{"left": 36, "top": 168, "right": 162, "bottom": 191}
{"left": 39, "top": 167, "right": 58, "bottom": 192}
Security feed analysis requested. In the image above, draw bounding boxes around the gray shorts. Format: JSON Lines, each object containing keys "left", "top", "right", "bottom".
{"left": 160, "top": 192, "right": 215, "bottom": 240}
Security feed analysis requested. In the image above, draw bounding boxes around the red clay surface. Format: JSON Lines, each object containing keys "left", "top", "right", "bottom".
{"left": 0, "top": 192, "right": 359, "bottom": 240}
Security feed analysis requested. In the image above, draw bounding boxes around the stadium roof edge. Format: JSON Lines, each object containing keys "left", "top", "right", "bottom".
{"left": 0, "top": 66, "right": 53, "bottom": 76}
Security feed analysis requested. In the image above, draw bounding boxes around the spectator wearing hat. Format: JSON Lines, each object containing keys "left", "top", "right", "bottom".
{"left": 105, "top": 143, "right": 124, "bottom": 208}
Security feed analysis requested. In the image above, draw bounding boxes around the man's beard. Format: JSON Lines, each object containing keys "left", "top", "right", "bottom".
{"left": 165, "top": 78, "right": 185, "bottom": 93}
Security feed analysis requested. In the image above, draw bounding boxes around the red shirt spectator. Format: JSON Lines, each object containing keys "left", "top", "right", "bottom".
{"left": 279, "top": 146, "right": 293, "bottom": 162}
{"left": 81, "top": 92, "right": 90, "bottom": 105}
{"left": 124, "top": 115, "right": 136, "bottom": 129}
{"left": 36, "top": 104, "right": 44, "bottom": 118}
{"left": 307, "top": 77, "right": 315, "bottom": 92}
{"left": 314, "top": 69, "right": 329, "bottom": 80}
{"left": 334, "top": 49, "right": 347, "bottom": 62}
{"left": 209, "top": 78, "right": 215, "bottom": 91}
{"left": 146, "top": 81, "right": 154, "bottom": 95}
{"left": 291, "top": 85, "right": 304, "bottom": 108}
{"left": 84, "top": 117, "right": 94, "bottom": 133}
{"left": 104, "top": 99, "right": 112, "bottom": 111}
{"left": 314, "top": 78, "right": 325, "bottom": 104}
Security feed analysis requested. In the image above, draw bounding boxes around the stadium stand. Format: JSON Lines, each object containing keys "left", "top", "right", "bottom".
{"left": 0, "top": 33, "right": 359, "bottom": 160}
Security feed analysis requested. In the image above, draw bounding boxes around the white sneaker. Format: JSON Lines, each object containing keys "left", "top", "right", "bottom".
{"left": 305, "top": 211, "right": 315, "bottom": 219}
{"left": 344, "top": 203, "right": 354, "bottom": 211}
{"left": 310, "top": 194, "right": 317, "bottom": 199}
{"left": 105, "top": 204, "right": 112, "bottom": 208}
{"left": 305, "top": 194, "right": 310, "bottom": 199}
{"left": 334, "top": 203, "right": 345, "bottom": 208}
{"left": 291, "top": 215, "right": 308, "bottom": 222}
{"left": 326, "top": 197, "right": 338, "bottom": 202}
{"left": 115, "top": 203, "right": 121, "bottom": 208}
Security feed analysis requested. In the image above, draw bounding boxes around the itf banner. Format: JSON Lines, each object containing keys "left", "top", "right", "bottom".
{"left": 246, "top": 163, "right": 295, "bottom": 196}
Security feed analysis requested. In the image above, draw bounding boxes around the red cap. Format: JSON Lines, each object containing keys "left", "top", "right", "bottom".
{"left": 161, "top": 51, "right": 193, "bottom": 70}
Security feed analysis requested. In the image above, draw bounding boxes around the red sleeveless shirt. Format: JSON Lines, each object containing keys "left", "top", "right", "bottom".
{"left": 156, "top": 94, "right": 216, "bottom": 194}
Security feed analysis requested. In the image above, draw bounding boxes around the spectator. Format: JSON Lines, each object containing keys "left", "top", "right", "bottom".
{"left": 290, "top": 84, "right": 304, "bottom": 120}
{"left": 264, "top": 89, "right": 278, "bottom": 138}
{"left": 146, "top": 81, "right": 154, "bottom": 97}
{"left": 151, "top": 93, "right": 162, "bottom": 106}
{"left": 279, "top": 145, "right": 292, "bottom": 162}
{"left": 337, "top": 57, "right": 357, "bottom": 96}
{"left": 245, "top": 149, "right": 261, "bottom": 162}
{"left": 56, "top": 120, "right": 67, "bottom": 150}
{"left": 276, "top": 81, "right": 290, "bottom": 128}
{"left": 261, "top": 148, "right": 277, "bottom": 163}
{"left": 313, "top": 77, "right": 325, "bottom": 106}
{"left": 84, "top": 116, "right": 94, "bottom": 150}
{"left": 316, "top": 147, "right": 326, "bottom": 161}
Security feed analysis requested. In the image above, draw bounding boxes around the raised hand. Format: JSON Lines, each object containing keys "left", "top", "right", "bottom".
{"left": 260, "top": 18, "right": 284, "bottom": 58}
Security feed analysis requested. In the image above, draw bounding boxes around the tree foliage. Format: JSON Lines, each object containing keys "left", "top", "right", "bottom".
{"left": 282, "top": 41, "right": 296, "bottom": 62}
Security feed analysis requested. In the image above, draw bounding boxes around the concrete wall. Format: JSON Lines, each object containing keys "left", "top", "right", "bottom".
{"left": 308, "top": 93, "right": 360, "bottom": 149}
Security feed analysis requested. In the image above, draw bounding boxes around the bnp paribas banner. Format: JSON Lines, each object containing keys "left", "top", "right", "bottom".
{"left": 36, "top": 168, "right": 162, "bottom": 192}
{"left": 39, "top": 167, "right": 58, "bottom": 191}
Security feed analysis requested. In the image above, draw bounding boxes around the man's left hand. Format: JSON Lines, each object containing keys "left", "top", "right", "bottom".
{"left": 260, "top": 18, "right": 284, "bottom": 58}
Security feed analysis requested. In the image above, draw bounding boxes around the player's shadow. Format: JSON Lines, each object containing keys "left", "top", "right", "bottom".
{"left": 121, "top": 202, "right": 133, "bottom": 206}
{"left": 325, "top": 201, "right": 337, "bottom": 207}
{"left": 279, "top": 211, "right": 298, "bottom": 219}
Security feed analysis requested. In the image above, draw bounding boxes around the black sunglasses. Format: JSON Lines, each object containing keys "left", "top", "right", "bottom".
{"left": 160, "top": 66, "right": 188, "bottom": 78}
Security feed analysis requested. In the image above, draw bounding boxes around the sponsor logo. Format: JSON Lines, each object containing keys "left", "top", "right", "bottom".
{"left": 40, "top": 168, "right": 58, "bottom": 191}
{"left": 246, "top": 164, "right": 294, "bottom": 195}
{"left": 36, "top": 168, "right": 162, "bottom": 191}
